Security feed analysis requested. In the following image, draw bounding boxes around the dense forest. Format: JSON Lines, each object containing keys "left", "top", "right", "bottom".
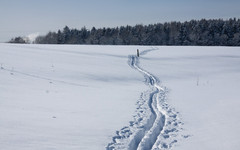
{"left": 9, "top": 18, "right": 240, "bottom": 46}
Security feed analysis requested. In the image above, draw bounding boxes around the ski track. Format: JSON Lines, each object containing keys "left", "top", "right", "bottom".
{"left": 107, "top": 48, "right": 185, "bottom": 150}
{"left": 0, "top": 67, "right": 87, "bottom": 87}
{"left": 0, "top": 47, "right": 185, "bottom": 150}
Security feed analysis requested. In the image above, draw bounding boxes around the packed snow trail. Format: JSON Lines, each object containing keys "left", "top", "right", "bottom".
{"left": 128, "top": 55, "right": 165, "bottom": 150}
{"left": 107, "top": 48, "right": 184, "bottom": 150}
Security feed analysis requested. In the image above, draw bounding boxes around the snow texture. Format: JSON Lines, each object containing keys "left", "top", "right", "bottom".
{"left": 107, "top": 48, "right": 183, "bottom": 150}
{"left": 1, "top": 44, "right": 240, "bottom": 150}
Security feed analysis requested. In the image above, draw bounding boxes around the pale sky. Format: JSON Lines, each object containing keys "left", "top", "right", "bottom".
{"left": 0, "top": 0, "right": 240, "bottom": 42}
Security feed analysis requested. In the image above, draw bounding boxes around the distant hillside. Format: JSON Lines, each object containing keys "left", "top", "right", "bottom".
{"left": 9, "top": 18, "right": 240, "bottom": 46}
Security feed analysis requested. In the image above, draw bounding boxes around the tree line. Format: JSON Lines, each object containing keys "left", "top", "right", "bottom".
{"left": 9, "top": 18, "right": 240, "bottom": 46}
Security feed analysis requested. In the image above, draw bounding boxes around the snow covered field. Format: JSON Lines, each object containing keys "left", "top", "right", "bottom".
{"left": 139, "top": 47, "right": 240, "bottom": 150}
{"left": 0, "top": 44, "right": 240, "bottom": 150}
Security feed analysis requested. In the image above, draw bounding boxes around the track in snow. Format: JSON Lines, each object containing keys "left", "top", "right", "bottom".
{"left": 128, "top": 55, "right": 165, "bottom": 150}
{"left": 0, "top": 66, "right": 87, "bottom": 87}
{"left": 107, "top": 48, "right": 185, "bottom": 150}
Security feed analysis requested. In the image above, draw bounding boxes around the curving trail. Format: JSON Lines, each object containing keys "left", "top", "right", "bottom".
{"left": 128, "top": 54, "right": 166, "bottom": 150}
{"left": 107, "top": 48, "right": 184, "bottom": 150}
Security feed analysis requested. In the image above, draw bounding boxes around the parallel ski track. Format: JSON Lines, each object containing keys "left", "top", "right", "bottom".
{"left": 128, "top": 54, "right": 166, "bottom": 150}
{"left": 107, "top": 48, "right": 185, "bottom": 150}
{"left": 106, "top": 47, "right": 169, "bottom": 150}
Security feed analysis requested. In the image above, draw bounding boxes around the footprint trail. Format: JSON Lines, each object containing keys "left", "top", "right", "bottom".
{"left": 107, "top": 48, "right": 184, "bottom": 150}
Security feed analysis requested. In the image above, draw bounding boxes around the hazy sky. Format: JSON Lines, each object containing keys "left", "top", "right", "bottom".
{"left": 0, "top": 0, "right": 240, "bottom": 42}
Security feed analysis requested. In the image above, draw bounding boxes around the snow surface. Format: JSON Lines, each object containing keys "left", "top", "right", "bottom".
{"left": 0, "top": 44, "right": 147, "bottom": 150}
{"left": 1, "top": 44, "right": 240, "bottom": 150}
{"left": 139, "top": 46, "right": 240, "bottom": 150}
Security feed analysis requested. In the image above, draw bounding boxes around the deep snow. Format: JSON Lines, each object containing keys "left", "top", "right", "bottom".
{"left": 0, "top": 44, "right": 147, "bottom": 150}
{"left": 1, "top": 44, "right": 240, "bottom": 150}
{"left": 139, "top": 46, "right": 240, "bottom": 149}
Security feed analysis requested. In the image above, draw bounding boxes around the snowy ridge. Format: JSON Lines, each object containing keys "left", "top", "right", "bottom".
{"left": 107, "top": 48, "right": 184, "bottom": 150}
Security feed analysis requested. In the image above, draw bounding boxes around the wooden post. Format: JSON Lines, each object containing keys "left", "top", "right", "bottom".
{"left": 137, "top": 49, "right": 139, "bottom": 57}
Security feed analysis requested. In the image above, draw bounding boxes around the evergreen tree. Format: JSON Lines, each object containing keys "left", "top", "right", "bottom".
{"left": 10, "top": 18, "right": 240, "bottom": 46}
